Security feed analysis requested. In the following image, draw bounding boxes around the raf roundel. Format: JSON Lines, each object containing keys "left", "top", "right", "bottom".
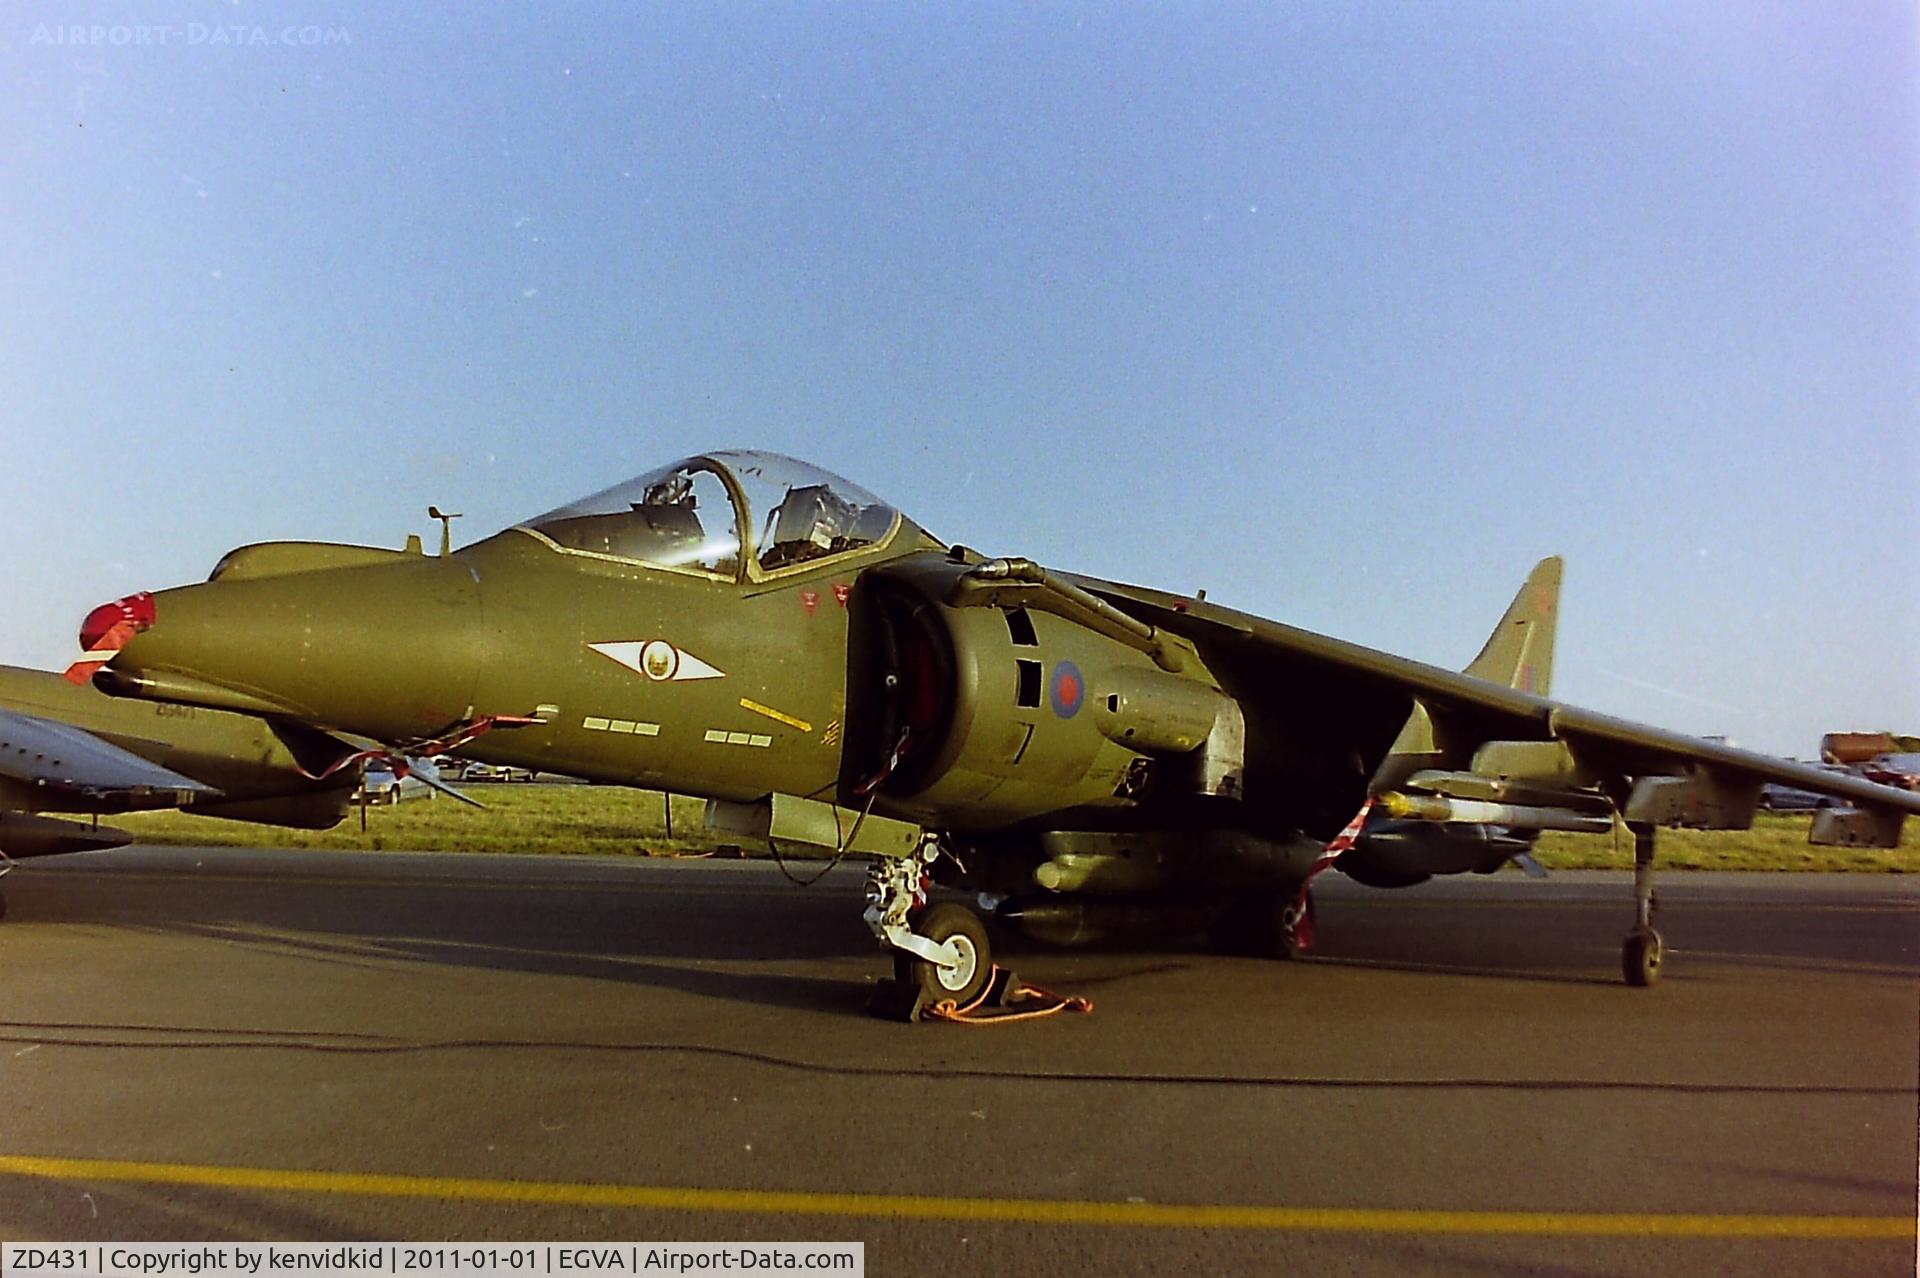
{"left": 1050, "top": 660, "right": 1085, "bottom": 719}
{"left": 640, "top": 640, "right": 680, "bottom": 681}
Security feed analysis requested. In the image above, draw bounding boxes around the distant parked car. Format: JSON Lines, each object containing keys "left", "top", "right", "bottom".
{"left": 1860, "top": 753, "right": 1920, "bottom": 792}
{"left": 356, "top": 765, "right": 402, "bottom": 805}
{"left": 460, "top": 762, "right": 535, "bottom": 782}
{"left": 1757, "top": 784, "right": 1837, "bottom": 813}
{"left": 1757, "top": 762, "right": 1855, "bottom": 812}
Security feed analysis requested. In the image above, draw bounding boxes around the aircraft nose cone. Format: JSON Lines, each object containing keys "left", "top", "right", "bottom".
{"left": 99, "top": 559, "right": 487, "bottom": 739}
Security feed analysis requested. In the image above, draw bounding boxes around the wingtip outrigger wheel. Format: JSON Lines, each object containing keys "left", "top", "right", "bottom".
{"left": 1623, "top": 929, "right": 1663, "bottom": 986}
{"left": 1622, "top": 822, "right": 1664, "bottom": 987}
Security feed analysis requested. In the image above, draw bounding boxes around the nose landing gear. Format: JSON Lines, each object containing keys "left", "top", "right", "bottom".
{"left": 862, "top": 839, "right": 996, "bottom": 1020}
{"left": 895, "top": 902, "right": 992, "bottom": 1005}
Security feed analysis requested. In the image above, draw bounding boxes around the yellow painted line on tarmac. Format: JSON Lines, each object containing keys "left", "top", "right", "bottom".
{"left": 0, "top": 1155, "right": 1906, "bottom": 1239}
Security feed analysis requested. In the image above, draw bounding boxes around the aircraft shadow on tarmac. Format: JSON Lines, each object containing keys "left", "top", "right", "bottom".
{"left": 13, "top": 862, "right": 1914, "bottom": 1017}
{"left": 13, "top": 862, "right": 1189, "bottom": 1017}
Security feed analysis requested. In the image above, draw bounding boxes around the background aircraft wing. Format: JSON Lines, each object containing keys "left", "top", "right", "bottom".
{"left": 0, "top": 705, "right": 218, "bottom": 800}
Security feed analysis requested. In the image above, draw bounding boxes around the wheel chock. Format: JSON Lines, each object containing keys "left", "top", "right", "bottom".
{"left": 864, "top": 976, "right": 930, "bottom": 1023}
{"left": 980, "top": 965, "right": 1022, "bottom": 1006}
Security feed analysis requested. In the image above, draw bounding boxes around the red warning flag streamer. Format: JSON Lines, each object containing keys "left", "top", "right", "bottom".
{"left": 1288, "top": 795, "right": 1377, "bottom": 952}
{"left": 289, "top": 713, "right": 548, "bottom": 783}
{"left": 64, "top": 592, "right": 156, "bottom": 685}
{"left": 1318, "top": 795, "right": 1376, "bottom": 862}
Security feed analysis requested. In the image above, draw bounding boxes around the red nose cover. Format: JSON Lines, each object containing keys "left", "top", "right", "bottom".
{"left": 65, "top": 592, "right": 157, "bottom": 685}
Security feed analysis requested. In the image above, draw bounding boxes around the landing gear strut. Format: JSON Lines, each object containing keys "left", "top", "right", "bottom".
{"left": 862, "top": 838, "right": 995, "bottom": 1020}
{"left": 1622, "top": 822, "right": 1663, "bottom": 987}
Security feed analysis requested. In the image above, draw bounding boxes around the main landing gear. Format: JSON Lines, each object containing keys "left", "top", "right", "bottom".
{"left": 1209, "top": 881, "right": 1315, "bottom": 958}
{"left": 1622, "top": 822, "right": 1663, "bottom": 987}
{"left": 862, "top": 839, "right": 996, "bottom": 1020}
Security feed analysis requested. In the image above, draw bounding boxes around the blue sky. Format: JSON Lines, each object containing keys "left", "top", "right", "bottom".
{"left": 3, "top": 3, "right": 1914, "bottom": 755}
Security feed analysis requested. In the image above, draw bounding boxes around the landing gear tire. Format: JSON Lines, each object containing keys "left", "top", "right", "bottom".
{"left": 899, "top": 902, "right": 992, "bottom": 1007}
{"left": 1209, "top": 887, "right": 1312, "bottom": 959}
{"left": 1622, "top": 930, "right": 1663, "bottom": 987}
{"left": 0, "top": 892, "right": 7, "bottom": 923}
{"left": 1621, "top": 821, "right": 1662, "bottom": 987}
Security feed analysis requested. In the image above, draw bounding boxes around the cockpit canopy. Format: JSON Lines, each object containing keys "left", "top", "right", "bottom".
{"left": 518, "top": 450, "right": 904, "bottom": 581}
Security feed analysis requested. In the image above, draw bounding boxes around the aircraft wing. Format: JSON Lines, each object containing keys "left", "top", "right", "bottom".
{"left": 1542, "top": 704, "right": 1920, "bottom": 813}
{"left": 1077, "top": 573, "right": 1920, "bottom": 845}
{"left": 0, "top": 705, "right": 218, "bottom": 800}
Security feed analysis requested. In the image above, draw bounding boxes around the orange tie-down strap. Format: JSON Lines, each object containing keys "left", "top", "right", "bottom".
{"left": 924, "top": 966, "right": 1094, "bottom": 1025}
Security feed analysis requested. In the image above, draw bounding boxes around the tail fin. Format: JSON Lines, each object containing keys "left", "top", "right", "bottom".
{"left": 1464, "top": 556, "right": 1560, "bottom": 696}
{"left": 1368, "top": 557, "right": 1563, "bottom": 793}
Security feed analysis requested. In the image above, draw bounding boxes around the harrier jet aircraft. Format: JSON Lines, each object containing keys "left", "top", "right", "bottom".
{"left": 0, "top": 665, "right": 467, "bottom": 919}
{"left": 61, "top": 451, "right": 1920, "bottom": 1015}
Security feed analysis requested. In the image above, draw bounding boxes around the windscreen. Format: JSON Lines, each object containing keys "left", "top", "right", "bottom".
{"left": 521, "top": 460, "right": 742, "bottom": 577}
